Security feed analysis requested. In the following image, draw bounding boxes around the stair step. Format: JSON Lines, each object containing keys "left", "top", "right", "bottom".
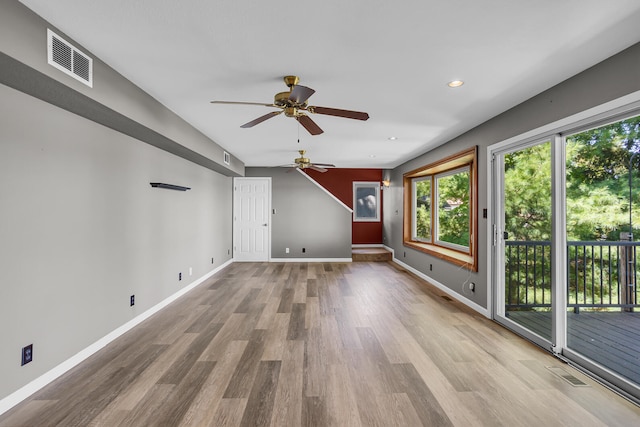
{"left": 352, "top": 247, "right": 392, "bottom": 262}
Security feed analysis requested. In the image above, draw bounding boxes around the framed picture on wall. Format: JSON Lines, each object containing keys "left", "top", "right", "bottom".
{"left": 353, "top": 181, "right": 380, "bottom": 222}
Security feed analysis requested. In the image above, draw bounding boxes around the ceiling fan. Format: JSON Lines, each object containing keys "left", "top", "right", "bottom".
{"left": 211, "top": 75, "right": 369, "bottom": 135}
{"left": 283, "top": 150, "right": 335, "bottom": 173}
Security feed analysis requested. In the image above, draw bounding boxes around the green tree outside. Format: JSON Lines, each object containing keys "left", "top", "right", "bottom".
{"left": 504, "top": 115, "right": 640, "bottom": 309}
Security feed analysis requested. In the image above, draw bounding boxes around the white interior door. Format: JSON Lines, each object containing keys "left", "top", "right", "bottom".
{"left": 233, "top": 177, "right": 271, "bottom": 262}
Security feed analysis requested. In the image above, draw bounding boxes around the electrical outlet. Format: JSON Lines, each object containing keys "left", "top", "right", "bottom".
{"left": 189, "top": 267, "right": 193, "bottom": 276}
{"left": 130, "top": 295, "right": 135, "bottom": 306}
{"left": 21, "top": 344, "right": 33, "bottom": 366}
{"left": 211, "top": 257, "right": 214, "bottom": 264}
{"left": 179, "top": 272, "right": 182, "bottom": 281}
{"left": 302, "top": 248, "right": 306, "bottom": 253}
{"left": 469, "top": 282, "right": 476, "bottom": 292}
{"left": 430, "top": 264, "right": 433, "bottom": 271}
{"left": 227, "top": 249, "right": 230, "bottom": 255}
{"left": 286, "top": 248, "right": 290, "bottom": 254}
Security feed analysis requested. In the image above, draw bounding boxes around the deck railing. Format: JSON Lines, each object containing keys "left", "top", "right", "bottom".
{"left": 505, "top": 240, "right": 640, "bottom": 311}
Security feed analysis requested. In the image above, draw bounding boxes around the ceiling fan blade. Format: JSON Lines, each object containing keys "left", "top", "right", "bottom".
{"left": 240, "top": 111, "right": 282, "bottom": 128}
{"left": 308, "top": 106, "right": 369, "bottom": 121}
{"left": 289, "top": 85, "right": 315, "bottom": 105}
{"left": 211, "top": 100, "right": 276, "bottom": 107}
{"left": 309, "top": 165, "right": 328, "bottom": 173}
{"left": 312, "top": 163, "right": 335, "bottom": 167}
{"left": 297, "top": 115, "right": 324, "bottom": 135}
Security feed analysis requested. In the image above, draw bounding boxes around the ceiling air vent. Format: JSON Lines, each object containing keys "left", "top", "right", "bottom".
{"left": 47, "top": 29, "right": 93, "bottom": 87}
{"left": 223, "top": 151, "right": 231, "bottom": 165}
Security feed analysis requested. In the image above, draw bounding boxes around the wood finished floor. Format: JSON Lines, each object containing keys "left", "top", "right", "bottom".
{"left": 2, "top": 261, "right": 640, "bottom": 426}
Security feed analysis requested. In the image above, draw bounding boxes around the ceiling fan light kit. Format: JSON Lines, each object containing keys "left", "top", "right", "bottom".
{"left": 211, "top": 75, "right": 369, "bottom": 136}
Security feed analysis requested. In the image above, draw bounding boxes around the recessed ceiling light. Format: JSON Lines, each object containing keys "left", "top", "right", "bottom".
{"left": 447, "top": 80, "right": 464, "bottom": 88}
{"left": 369, "top": 154, "right": 376, "bottom": 158}
{"left": 388, "top": 136, "right": 397, "bottom": 140}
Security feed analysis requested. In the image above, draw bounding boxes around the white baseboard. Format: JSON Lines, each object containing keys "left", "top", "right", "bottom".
{"left": 391, "top": 257, "right": 490, "bottom": 318}
{"left": 0, "top": 259, "right": 233, "bottom": 417}
{"left": 270, "top": 258, "right": 352, "bottom": 263}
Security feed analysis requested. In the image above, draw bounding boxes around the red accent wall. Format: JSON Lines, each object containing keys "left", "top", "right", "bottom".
{"left": 305, "top": 168, "right": 383, "bottom": 245}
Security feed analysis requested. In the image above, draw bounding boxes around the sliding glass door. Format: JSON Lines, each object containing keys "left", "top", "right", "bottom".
{"left": 491, "top": 112, "right": 640, "bottom": 402}
{"left": 563, "top": 116, "right": 640, "bottom": 391}
{"left": 494, "top": 139, "right": 554, "bottom": 349}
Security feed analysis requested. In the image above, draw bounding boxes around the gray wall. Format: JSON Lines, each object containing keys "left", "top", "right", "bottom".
{"left": 0, "top": 1, "right": 234, "bottom": 402}
{"left": 384, "top": 42, "right": 640, "bottom": 310}
{"left": 246, "top": 168, "right": 352, "bottom": 259}
{"left": 0, "top": 0, "right": 243, "bottom": 177}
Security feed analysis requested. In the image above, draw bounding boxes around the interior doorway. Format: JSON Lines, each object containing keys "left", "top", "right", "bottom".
{"left": 233, "top": 177, "right": 271, "bottom": 262}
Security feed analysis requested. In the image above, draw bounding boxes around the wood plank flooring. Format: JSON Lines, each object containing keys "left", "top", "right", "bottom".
{"left": 2, "top": 262, "right": 640, "bottom": 426}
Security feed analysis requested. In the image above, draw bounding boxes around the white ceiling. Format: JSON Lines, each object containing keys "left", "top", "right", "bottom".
{"left": 19, "top": 0, "right": 640, "bottom": 169}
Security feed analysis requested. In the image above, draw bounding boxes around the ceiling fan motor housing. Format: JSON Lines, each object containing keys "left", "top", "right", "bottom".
{"left": 295, "top": 150, "right": 310, "bottom": 167}
{"left": 274, "top": 91, "right": 291, "bottom": 107}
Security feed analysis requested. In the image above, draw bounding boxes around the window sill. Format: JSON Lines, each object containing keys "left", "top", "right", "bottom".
{"left": 404, "top": 240, "right": 477, "bottom": 271}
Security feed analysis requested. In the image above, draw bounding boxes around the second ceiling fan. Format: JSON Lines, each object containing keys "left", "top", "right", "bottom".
{"left": 284, "top": 150, "right": 335, "bottom": 173}
{"left": 211, "top": 76, "right": 369, "bottom": 135}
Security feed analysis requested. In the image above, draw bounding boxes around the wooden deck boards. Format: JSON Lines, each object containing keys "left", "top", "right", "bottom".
{"left": 2, "top": 262, "right": 640, "bottom": 426}
{"left": 507, "top": 310, "right": 640, "bottom": 385}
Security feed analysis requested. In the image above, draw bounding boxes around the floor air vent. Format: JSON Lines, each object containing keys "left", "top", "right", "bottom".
{"left": 546, "top": 366, "right": 589, "bottom": 387}
{"left": 47, "top": 29, "right": 93, "bottom": 87}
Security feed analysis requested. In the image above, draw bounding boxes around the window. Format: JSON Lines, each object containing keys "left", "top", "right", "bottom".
{"left": 353, "top": 182, "right": 380, "bottom": 222}
{"left": 403, "top": 147, "right": 478, "bottom": 271}
{"left": 413, "top": 178, "right": 431, "bottom": 241}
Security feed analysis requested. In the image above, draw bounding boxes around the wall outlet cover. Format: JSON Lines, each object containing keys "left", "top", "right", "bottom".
{"left": 22, "top": 344, "right": 33, "bottom": 366}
